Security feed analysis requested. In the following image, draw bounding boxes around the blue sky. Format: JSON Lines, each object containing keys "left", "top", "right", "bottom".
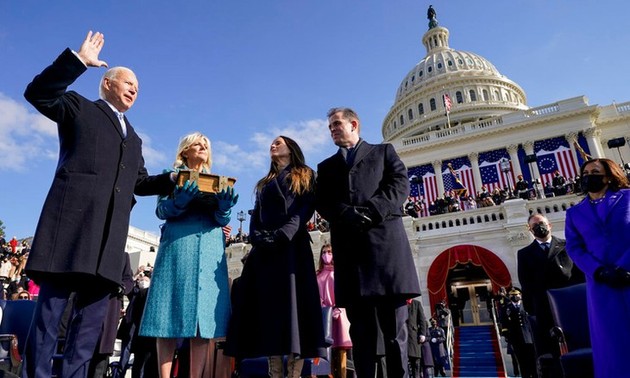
{"left": 2, "top": 1, "right": 630, "bottom": 239}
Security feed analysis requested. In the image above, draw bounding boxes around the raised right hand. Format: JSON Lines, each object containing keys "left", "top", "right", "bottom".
{"left": 77, "top": 31, "right": 108, "bottom": 68}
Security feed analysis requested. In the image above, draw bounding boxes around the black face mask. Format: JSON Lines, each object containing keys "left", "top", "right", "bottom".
{"left": 531, "top": 222, "right": 550, "bottom": 239}
{"left": 581, "top": 175, "right": 607, "bottom": 193}
{"left": 510, "top": 295, "right": 521, "bottom": 303}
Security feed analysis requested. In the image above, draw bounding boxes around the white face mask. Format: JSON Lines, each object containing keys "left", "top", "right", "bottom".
{"left": 138, "top": 279, "right": 150, "bottom": 290}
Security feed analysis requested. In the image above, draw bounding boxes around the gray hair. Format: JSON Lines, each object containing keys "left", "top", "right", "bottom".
{"left": 99, "top": 66, "right": 135, "bottom": 99}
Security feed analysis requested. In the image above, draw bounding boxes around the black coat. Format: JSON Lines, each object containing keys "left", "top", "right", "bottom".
{"left": 517, "top": 236, "right": 585, "bottom": 317}
{"left": 517, "top": 235, "right": 584, "bottom": 354}
{"left": 227, "top": 167, "right": 326, "bottom": 359}
{"left": 315, "top": 141, "right": 421, "bottom": 306}
{"left": 23, "top": 49, "right": 174, "bottom": 287}
{"left": 407, "top": 299, "right": 433, "bottom": 366}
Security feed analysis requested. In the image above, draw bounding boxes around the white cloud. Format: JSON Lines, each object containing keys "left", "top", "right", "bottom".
{"left": 0, "top": 92, "right": 171, "bottom": 173}
{"left": 0, "top": 93, "right": 57, "bottom": 171}
{"left": 210, "top": 118, "right": 333, "bottom": 190}
{"left": 135, "top": 131, "right": 169, "bottom": 171}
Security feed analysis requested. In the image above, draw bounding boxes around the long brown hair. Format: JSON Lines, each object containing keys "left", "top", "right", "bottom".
{"left": 255, "top": 136, "right": 313, "bottom": 195}
{"left": 580, "top": 158, "right": 630, "bottom": 194}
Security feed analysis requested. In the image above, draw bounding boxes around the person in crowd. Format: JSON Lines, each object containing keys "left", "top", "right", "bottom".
{"left": 464, "top": 196, "right": 477, "bottom": 210}
{"left": 226, "top": 136, "right": 326, "bottom": 378}
{"left": 21, "top": 31, "right": 175, "bottom": 377}
{"left": 496, "top": 287, "right": 520, "bottom": 377}
{"left": 405, "top": 198, "right": 420, "bottom": 218}
{"left": 564, "top": 158, "right": 630, "bottom": 378}
{"left": 139, "top": 132, "right": 238, "bottom": 378}
{"left": 478, "top": 186, "right": 490, "bottom": 201}
{"left": 316, "top": 243, "right": 352, "bottom": 378}
{"left": 552, "top": 170, "right": 567, "bottom": 196}
{"left": 501, "top": 288, "right": 536, "bottom": 378}
{"left": 315, "top": 107, "right": 421, "bottom": 378}
{"left": 517, "top": 213, "right": 585, "bottom": 358}
{"left": 114, "top": 268, "right": 156, "bottom": 378}
{"left": 406, "top": 298, "right": 432, "bottom": 378}
{"left": 514, "top": 175, "right": 530, "bottom": 199}
{"left": 544, "top": 181, "right": 555, "bottom": 197}
{"left": 493, "top": 188, "right": 505, "bottom": 205}
{"left": 88, "top": 253, "right": 134, "bottom": 378}
{"left": 8, "top": 237, "right": 17, "bottom": 254}
{"left": 14, "top": 290, "right": 31, "bottom": 301}
{"left": 434, "top": 301, "right": 450, "bottom": 339}
{"left": 428, "top": 318, "right": 447, "bottom": 377}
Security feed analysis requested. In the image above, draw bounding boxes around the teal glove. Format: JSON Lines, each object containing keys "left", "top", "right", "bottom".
{"left": 216, "top": 186, "right": 239, "bottom": 212}
{"left": 173, "top": 180, "right": 199, "bottom": 209}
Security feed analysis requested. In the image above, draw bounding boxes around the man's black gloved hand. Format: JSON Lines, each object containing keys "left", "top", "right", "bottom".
{"left": 594, "top": 266, "right": 630, "bottom": 287}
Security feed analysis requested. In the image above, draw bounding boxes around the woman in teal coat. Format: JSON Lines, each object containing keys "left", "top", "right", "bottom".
{"left": 140, "top": 132, "right": 238, "bottom": 378}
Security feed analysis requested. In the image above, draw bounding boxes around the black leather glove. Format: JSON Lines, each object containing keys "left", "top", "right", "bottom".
{"left": 340, "top": 206, "right": 373, "bottom": 231}
{"left": 251, "top": 229, "right": 284, "bottom": 249}
{"left": 594, "top": 266, "right": 630, "bottom": 287}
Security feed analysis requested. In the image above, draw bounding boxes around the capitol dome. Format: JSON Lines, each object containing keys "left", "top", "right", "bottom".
{"left": 382, "top": 15, "right": 529, "bottom": 142}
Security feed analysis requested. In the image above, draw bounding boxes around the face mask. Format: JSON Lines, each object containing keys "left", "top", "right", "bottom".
{"left": 531, "top": 222, "right": 550, "bottom": 239}
{"left": 581, "top": 175, "right": 607, "bottom": 193}
{"left": 322, "top": 254, "right": 333, "bottom": 265}
{"left": 510, "top": 295, "right": 521, "bottom": 303}
{"left": 138, "top": 280, "right": 150, "bottom": 290}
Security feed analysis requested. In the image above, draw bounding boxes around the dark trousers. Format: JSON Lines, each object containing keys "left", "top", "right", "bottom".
{"left": 346, "top": 298, "right": 409, "bottom": 378}
{"left": 22, "top": 279, "right": 111, "bottom": 378}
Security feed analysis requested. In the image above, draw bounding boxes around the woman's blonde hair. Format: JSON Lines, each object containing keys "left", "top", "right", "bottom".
{"left": 255, "top": 135, "right": 313, "bottom": 195}
{"left": 174, "top": 132, "right": 212, "bottom": 171}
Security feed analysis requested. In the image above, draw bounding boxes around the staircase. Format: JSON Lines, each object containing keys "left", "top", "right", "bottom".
{"left": 453, "top": 325, "right": 506, "bottom": 377}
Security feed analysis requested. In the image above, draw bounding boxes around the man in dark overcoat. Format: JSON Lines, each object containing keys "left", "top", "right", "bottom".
{"left": 407, "top": 298, "right": 432, "bottom": 378}
{"left": 517, "top": 213, "right": 584, "bottom": 357}
{"left": 315, "top": 107, "right": 421, "bottom": 378}
{"left": 22, "top": 31, "right": 174, "bottom": 377}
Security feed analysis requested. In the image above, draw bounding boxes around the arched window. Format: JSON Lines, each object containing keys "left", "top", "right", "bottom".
{"left": 430, "top": 98, "right": 436, "bottom": 111}
{"left": 400, "top": 114, "right": 404, "bottom": 125}
{"left": 494, "top": 90, "right": 500, "bottom": 101}
{"left": 408, "top": 109, "right": 413, "bottom": 120}
{"left": 456, "top": 91, "right": 463, "bottom": 104}
{"left": 418, "top": 103, "right": 424, "bottom": 115}
{"left": 469, "top": 90, "right": 477, "bottom": 102}
{"left": 482, "top": 89, "right": 489, "bottom": 101}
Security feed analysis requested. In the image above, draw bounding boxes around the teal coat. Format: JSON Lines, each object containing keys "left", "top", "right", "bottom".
{"left": 140, "top": 168, "right": 232, "bottom": 338}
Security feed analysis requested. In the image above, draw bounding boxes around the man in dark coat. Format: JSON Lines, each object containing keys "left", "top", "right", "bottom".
{"left": 502, "top": 288, "right": 536, "bottom": 378}
{"left": 407, "top": 298, "right": 432, "bottom": 378}
{"left": 514, "top": 175, "right": 530, "bottom": 199}
{"left": 517, "top": 213, "right": 584, "bottom": 357}
{"left": 315, "top": 107, "right": 421, "bottom": 378}
{"left": 22, "top": 31, "right": 174, "bottom": 378}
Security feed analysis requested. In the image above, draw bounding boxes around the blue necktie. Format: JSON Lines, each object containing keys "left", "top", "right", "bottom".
{"left": 541, "top": 242, "right": 550, "bottom": 251}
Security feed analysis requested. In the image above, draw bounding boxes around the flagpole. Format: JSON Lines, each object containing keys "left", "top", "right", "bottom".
{"left": 446, "top": 111, "right": 451, "bottom": 128}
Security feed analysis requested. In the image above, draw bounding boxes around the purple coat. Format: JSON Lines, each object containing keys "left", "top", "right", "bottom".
{"left": 565, "top": 189, "right": 630, "bottom": 378}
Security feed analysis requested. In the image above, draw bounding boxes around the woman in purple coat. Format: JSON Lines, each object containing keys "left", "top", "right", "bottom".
{"left": 564, "top": 158, "right": 630, "bottom": 377}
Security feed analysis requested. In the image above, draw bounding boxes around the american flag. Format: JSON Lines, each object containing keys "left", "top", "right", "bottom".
{"left": 479, "top": 149, "right": 514, "bottom": 192}
{"left": 534, "top": 137, "right": 578, "bottom": 186}
{"left": 408, "top": 164, "right": 437, "bottom": 216}
{"left": 443, "top": 93, "right": 452, "bottom": 114}
{"left": 442, "top": 157, "right": 477, "bottom": 203}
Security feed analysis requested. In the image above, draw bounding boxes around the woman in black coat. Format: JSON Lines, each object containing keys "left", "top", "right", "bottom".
{"left": 226, "top": 136, "right": 326, "bottom": 378}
